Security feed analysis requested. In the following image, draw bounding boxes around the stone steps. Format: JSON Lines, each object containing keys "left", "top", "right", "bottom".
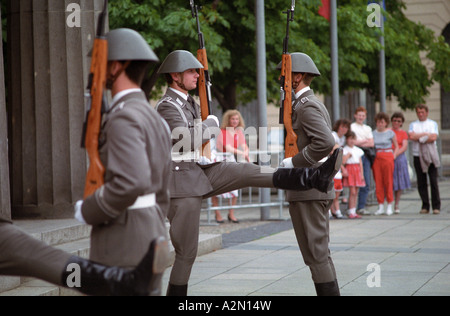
{"left": 0, "top": 219, "right": 221, "bottom": 296}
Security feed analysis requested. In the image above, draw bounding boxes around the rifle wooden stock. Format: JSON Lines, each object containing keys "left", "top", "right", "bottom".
{"left": 84, "top": 38, "right": 107, "bottom": 198}
{"left": 197, "top": 48, "right": 211, "bottom": 159}
{"left": 281, "top": 53, "right": 299, "bottom": 158}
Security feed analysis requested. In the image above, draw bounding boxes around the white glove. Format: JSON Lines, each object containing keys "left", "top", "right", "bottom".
{"left": 198, "top": 156, "right": 213, "bottom": 165}
{"left": 206, "top": 115, "right": 219, "bottom": 127}
{"left": 74, "top": 200, "right": 87, "bottom": 224}
{"left": 280, "top": 157, "right": 294, "bottom": 168}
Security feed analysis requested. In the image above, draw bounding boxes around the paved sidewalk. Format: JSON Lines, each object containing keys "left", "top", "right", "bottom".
{"left": 163, "top": 180, "right": 450, "bottom": 296}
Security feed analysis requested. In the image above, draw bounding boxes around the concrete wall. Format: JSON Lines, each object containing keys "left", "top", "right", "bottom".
{"left": 6, "top": 0, "right": 104, "bottom": 218}
{"left": 0, "top": 6, "right": 11, "bottom": 220}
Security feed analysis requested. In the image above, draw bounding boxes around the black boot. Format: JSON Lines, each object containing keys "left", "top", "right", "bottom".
{"left": 273, "top": 148, "right": 343, "bottom": 193}
{"left": 166, "top": 283, "right": 188, "bottom": 296}
{"left": 314, "top": 279, "right": 341, "bottom": 296}
{"left": 62, "top": 237, "right": 168, "bottom": 296}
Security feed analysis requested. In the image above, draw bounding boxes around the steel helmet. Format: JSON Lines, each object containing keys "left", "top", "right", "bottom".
{"left": 276, "top": 52, "right": 321, "bottom": 76}
{"left": 158, "top": 50, "right": 204, "bottom": 74}
{"left": 106, "top": 28, "right": 159, "bottom": 62}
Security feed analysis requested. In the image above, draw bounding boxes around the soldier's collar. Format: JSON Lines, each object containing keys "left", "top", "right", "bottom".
{"left": 108, "top": 89, "right": 145, "bottom": 113}
{"left": 295, "top": 86, "right": 311, "bottom": 99}
{"left": 169, "top": 87, "right": 189, "bottom": 101}
{"left": 293, "top": 88, "right": 315, "bottom": 109}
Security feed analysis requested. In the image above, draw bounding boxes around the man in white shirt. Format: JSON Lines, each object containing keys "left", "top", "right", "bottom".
{"left": 350, "top": 107, "right": 374, "bottom": 215}
{"left": 408, "top": 104, "right": 441, "bottom": 214}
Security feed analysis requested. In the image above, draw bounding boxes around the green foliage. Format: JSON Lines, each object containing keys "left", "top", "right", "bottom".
{"left": 371, "top": 2, "right": 450, "bottom": 109}
{"left": 109, "top": 0, "right": 450, "bottom": 111}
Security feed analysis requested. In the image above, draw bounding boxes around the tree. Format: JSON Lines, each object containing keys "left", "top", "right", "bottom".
{"left": 109, "top": 0, "right": 450, "bottom": 111}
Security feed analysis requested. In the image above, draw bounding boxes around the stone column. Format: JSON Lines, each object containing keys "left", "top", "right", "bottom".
{"left": 7, "top": 0, "right": 104, "bottom": 218}
{"left": 0, "top": 6, "right": 11, "bottom": 220}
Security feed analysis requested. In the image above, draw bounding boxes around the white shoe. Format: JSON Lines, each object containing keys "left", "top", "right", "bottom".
{"left": 374, "top": 205, "right": 385, "bottom": 216}
{"left": 357, "top": 208, "right": 371, "bottom": 215}
{"left": 386, "top": 204, "right": 393, "bottom": 216}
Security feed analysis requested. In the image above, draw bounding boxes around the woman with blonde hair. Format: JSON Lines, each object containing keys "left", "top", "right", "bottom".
{"left": 212, "top": 110, "right": 250, "bottom": 223}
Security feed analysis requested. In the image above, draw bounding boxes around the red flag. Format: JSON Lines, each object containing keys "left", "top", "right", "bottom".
{"left": 318, "top": 0, "right": 330, "bottom": 21}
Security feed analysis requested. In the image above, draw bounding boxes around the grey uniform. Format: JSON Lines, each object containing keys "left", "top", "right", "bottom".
{"left": 81, "top": 90, "right": 171, "bottom": 294}
{"left": 156, "top": 88, "right": 275, "bottom": 286}
{"left": 0, "top": 215, "right": 71, "bottom": 286}
{"left": 287, "top": 89, "right": 338, "bottom": 284}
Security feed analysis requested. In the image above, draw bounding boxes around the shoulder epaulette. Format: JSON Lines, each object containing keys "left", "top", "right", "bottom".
{"left": 300, "top": 97, "right": 309, "bottom": 104}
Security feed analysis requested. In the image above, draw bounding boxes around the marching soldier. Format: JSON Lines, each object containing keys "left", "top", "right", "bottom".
{"left": 0, "top": 215, "right": 162, "bottom": 296}
{"left": 278, "top": 52, "right": 341, "bottom": 296}
{"left": 75, "top": 29, "right": 171, "bottom": 295}
{"left": 156, "top": 50, "right": 342, "bottom": 296}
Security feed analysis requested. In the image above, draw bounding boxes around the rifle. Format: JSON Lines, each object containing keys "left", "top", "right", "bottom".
{"left": 190, "top": 0, "right": 213, "bottom": 159}
{"left": 279, "top": 0, "right": 298, "bottom": 158}
{"left": 81, "top": 0, "right": 108, "bottom": 198}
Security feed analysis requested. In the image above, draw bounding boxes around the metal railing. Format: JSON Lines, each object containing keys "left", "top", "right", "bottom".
{"left": 201, "top": 188, "right": 289, "bottom": 225}
{"left": 200, "top": 149, "right": 289, "bottom": 225}
{"left": 200, "top": 140, "right": 431, "bottom": 223}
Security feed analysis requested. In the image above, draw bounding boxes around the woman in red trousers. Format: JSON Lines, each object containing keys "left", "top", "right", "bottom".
{"left": 372, "top": 112, "right": 399, "bottom": 215}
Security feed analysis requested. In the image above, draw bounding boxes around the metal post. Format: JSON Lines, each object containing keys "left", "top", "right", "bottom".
{"left": 330, "top": 0, "right": 340, "bottom": 121}
{"left": 255, "top": 0, "right": 271, "bottom": 220}
{"left": 379, "top": 0, "right": 386, "bottom": 113}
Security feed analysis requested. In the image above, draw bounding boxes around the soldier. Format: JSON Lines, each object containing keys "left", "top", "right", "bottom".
{"left": 277, "top": 52, "right": 341, "bottom": 296}
{"left": 0, "top": 215, "right": 162, "bottom": 296}
{"left": 75, "top": 29, "right": 171, "bottom": 296}
{"left": 156, "top": 50, "right": 342, "bottom": 296}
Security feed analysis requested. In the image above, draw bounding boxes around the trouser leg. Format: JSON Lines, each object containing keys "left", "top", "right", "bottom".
{"left": 414, "top": 156, "right": 430, "bottom": 210}
{"left": 0, "top": 222, "right": 71, "bottom": 286}
{"left": 357, "top": 155, "right": 371, "bottom": 210}
{"left": 385, "top": 155, "right": 395, "bottom": 204}
{"left": 288, "top": 200, "right": 340, "bottom": 296}
{"left": 288, "top": 200, "right": 337, "bottom": 284}
{"left": 202, "top": 163, "right": 274, "bottom": 199}
{"left": 372, "top": 156, "right": 384, "bottom": 204}
{"left": 167, "top": 197, "right": 203, "bottom": 286}
{"left": 203, "top": 149, "right": 342, "bottom": 198}
{"left": 0, "top": 222, "right": 168, "bottom": 296}
{"left": 428, "top": 163, "right": 441, "bottom": 210}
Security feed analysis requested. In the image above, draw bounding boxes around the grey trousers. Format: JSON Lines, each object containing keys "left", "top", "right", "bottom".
{"left": 167, "top": 162, "right": 274, "bottom": 285}
{"left": 0, "top": 222, "right": 71, "bottom": 286}
{"left": 289, "top": 199, "right": 337, "bottom": 283}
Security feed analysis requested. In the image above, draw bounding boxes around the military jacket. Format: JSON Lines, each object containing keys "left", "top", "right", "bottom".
{"left": 156, "top": 88, "right": 218, "bottom": 198}
{"left": 82, "top": 90, "right": 171, "bottom": 266}
{"left": 287, "top": 89, "right": 335, "bottom": 202}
